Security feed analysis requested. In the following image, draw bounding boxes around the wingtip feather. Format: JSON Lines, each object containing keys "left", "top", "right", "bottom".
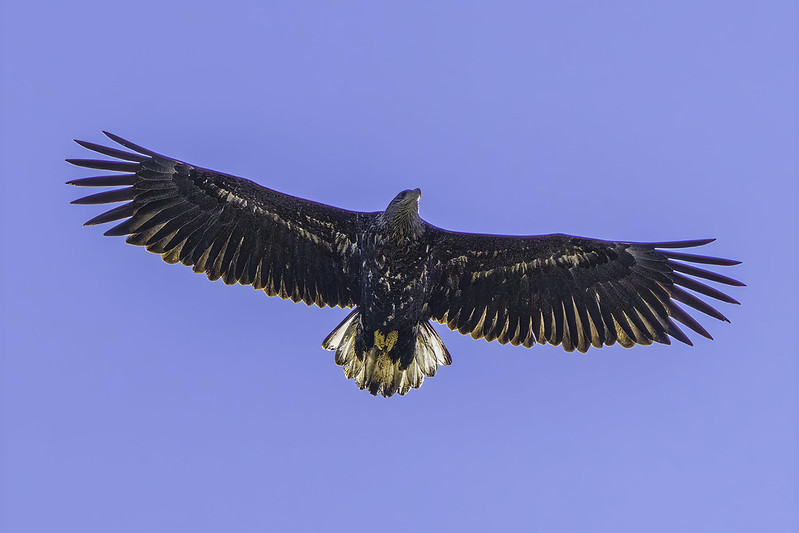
{"left": 647, "top": 238, "right": 716, "bottom": 248}
{"left": 102, "top": 131, "right": 160, "bottom": 157}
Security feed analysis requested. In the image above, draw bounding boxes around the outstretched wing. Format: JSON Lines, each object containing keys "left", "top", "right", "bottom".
{"left": 425, "top": 230, "right": 743, "bottom": 352}
{"left": 68, "top": 132, "right": 366, "bottom": 308}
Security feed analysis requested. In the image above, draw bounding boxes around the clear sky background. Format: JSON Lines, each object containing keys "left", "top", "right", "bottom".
{"left": 1, "top": 2, "right": 796, "bottom": 532}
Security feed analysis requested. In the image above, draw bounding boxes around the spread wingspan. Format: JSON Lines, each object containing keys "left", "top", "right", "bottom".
{"left": 68, "top": 132, "right": 744, "bottom": 396}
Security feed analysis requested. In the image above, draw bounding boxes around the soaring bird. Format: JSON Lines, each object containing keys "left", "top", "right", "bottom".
{"left": 68, "top": 132, "right": 743, "bottom": 397}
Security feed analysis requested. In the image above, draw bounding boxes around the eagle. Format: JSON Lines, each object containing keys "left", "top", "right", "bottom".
{"left": 68, "top": 132, "right": 743, "bottom": 397}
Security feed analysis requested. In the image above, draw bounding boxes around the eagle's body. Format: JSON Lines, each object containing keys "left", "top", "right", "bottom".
{"left": 69, "top": 133, "right": 744, "bottom": 397}
{"left": 331, "top": 189, "right": 450, "bottom": 395}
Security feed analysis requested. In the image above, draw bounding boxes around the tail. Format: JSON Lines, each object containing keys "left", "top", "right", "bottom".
{"left": 322, "top": 310, "right": 452, "bottom": 397}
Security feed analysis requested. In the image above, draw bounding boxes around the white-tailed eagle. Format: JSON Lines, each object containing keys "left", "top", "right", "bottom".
{"left": 68, "top": 132, "right": 743, "bottom": 397}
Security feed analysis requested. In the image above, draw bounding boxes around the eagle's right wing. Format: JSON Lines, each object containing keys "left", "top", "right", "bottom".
{"left": 68, "top": 132, "right": 366, "bottom": 308}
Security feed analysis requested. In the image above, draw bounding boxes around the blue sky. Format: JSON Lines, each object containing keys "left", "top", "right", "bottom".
{"left": 1, "top": 2, "right": 796, "bottom": 531}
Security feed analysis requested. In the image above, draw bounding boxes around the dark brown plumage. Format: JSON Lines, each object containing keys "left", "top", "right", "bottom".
{"left": 69, "top": 132, "right": 744, "bottom": 397}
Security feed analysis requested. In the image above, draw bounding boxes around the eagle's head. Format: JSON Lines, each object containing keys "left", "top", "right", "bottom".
{"left": 380, "top": 188, "right": 423, "bottom": 241}
{"left": 388, "top": 188, "right": 421, "bottom": 211}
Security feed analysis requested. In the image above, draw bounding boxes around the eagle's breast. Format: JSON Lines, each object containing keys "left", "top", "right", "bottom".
{"left": 357, "top": 227, "right": 431, "bottom": 368}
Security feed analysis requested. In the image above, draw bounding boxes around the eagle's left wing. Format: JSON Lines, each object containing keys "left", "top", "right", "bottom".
{"left": 425, "top": 229, "right": 743, "bottom": 352}
{"left": 68, "top": 132, "right": 366, "bottom": 308}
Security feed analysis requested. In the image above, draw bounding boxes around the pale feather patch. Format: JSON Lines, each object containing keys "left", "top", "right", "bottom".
{"left": 615, "top": 320, "right": 636, "bottom": 348}
{"left": 322, "top": 311, "right": 451, "bottom": 397}
{"left": 571, "top": 297, "right": 589, "bottom": 353}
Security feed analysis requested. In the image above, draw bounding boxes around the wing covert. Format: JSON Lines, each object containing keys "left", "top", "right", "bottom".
{"left": 425, "top": 229, "right": 743, "bottom": 352}
{"left": 68, "top": 132, "right": 365, "bottom": 308}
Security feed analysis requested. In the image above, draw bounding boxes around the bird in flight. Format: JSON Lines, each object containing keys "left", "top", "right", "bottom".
{"left": 68, "top": 132, "right": 743, "bottom": 397}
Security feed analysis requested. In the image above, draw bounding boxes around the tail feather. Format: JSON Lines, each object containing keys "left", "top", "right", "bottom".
{"left": 322, "top": 310, "right": 451, "bottom": 397}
